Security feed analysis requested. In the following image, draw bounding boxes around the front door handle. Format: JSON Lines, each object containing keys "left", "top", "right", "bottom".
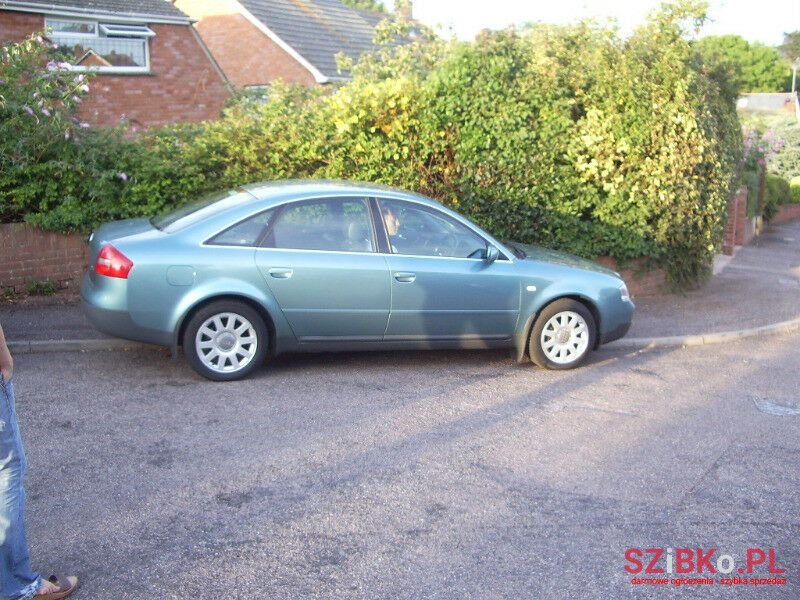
{"left": 394, "top": 272, "right": 416, "bottom": 283}
{"left": 269, "top": 267, "right": 293, "bottom": 279}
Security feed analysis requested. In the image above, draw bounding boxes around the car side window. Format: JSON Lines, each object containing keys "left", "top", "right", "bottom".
{"left": 207, "top": 209, "right": 274, "bottom": 247}
{"left": 265, "top": 198, "right": 375, "bottom": 253}
{"left": 377, "top": 199, "right": 488, "bottom": 259}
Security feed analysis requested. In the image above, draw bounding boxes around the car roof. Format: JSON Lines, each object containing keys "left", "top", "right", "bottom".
{"left": 243, "top": 179, "right": 442, "bottom": 209}
{"left": 170, "top": 179, "right": 514, "bottom": 260}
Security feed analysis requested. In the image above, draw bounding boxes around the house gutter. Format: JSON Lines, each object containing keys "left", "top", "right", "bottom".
{"left": 1, "top": 1, "right": 194, "bottom": 25}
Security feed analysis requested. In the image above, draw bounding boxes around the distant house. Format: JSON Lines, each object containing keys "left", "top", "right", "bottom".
{"left": 0, "top": 0, "right": 231, "bottom": 128}
{"left": 175, "top": 0, "right": 388, "bottom": 87}
{"left": 737, "top": 93, "right": 799, "bottom": 117}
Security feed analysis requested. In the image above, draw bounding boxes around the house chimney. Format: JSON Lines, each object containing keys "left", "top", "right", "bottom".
{"left": 394, "top": 0, "right": 412, "bottom": 20}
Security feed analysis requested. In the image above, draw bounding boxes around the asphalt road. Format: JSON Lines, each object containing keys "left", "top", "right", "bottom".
{"left": 9, "top": 333, "right": 800, "bottom": 599}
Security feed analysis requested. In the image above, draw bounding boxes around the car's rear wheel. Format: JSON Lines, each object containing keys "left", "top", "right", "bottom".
{"left": 183, "top": 300, "right": 269, "bottom": 381}
{"left": 529, "top": 299, "right": 596, "bottom": 370}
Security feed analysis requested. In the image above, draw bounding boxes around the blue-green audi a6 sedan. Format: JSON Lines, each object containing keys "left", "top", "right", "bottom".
{"left": 82, "top": 181, "right": 634, "bottom": 380}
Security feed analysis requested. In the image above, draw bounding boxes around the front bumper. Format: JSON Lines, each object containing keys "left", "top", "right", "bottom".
{"left": 598, "top": 298, "right": 635, "bottom": 346}
{"left": 600, "top": 320, "right": 632, "bottom": 345}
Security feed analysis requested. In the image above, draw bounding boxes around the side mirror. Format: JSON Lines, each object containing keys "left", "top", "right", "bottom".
{"left": 484, "top": 245, "right": 499, "bottom": 263}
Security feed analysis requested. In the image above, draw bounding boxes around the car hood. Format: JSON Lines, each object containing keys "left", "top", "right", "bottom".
{"left": 505, "top": 242, "right": 618, "bottom": 276}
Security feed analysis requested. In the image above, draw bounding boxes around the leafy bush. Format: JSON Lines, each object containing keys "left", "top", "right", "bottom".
{"left": 0, "top": 35, "right": 134, "bottom": 230}
{"left": 741, "top": 126, "right": 786, "bottom": 216}
{"left": 764, "top": 174, "right": 791, "bottom": 219}
{"left": 340, "top": 0, "right": 386, "bottom": 12}
{"left": 740, "top": 115, "right": 800, "bottom": 180}
{"left": 791, "top": 178, "right": 800, "bottom": 204}
{"left": 316, "top": 7, "right": 743, "bottom": 286}
{"left": 1, "top": 3, "right": 744, "bottom": 288}
{"left": 25, "top": 278, "right": 57, "bottom": 296}
{"left": 694, "top": 35, "right": 792, "bottom": 93}
{"left": 766, "top": 120, "right": 800, "bottom": 182}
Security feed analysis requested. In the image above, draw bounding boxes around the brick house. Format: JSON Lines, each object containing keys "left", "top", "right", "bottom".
{"left": 0, "top": 0, "right": 231, "bottom": 128}
{"left": 175, "top": 0, "right": 386, "bottom": 87}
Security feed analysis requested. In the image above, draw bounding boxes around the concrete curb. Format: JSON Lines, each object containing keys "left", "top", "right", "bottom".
{"left": 8, "top": 338, "right": 154, "bottom": 354}
{"left": 605, "top": 315, "right": 800, "bottom": 351}
{"left": 7, "top": 315, "right": 800, "bottom": 355}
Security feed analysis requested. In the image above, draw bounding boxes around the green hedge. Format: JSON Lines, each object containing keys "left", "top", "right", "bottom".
{"left": 1, "top": 4, "right": 743, "bottom": 288}
{"left": 764, "top": 173, "right": 791, "bottom": 220}
{"left": 764, "top": 119, "right": 800, "bottom": 182}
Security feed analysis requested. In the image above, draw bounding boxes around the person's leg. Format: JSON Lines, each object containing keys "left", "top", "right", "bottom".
{"left": 0, "top": 377, "right": 41, "bottom": 600}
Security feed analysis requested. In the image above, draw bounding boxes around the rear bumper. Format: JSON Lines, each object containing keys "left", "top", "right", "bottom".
{"left": 81, "top": 274, "right": 172, "bottom": 346}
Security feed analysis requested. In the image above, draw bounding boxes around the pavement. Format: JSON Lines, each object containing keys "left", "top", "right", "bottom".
{"left": 1, "top": 220, "right": 799, "bottom": 354}
{"left": 14, "top": 321, "right": 800, "bottom": 598}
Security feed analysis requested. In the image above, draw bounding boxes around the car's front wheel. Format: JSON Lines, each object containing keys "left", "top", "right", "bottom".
{"left": 183, "top": 300, "right": 269, "bottom": 381}
{"left": 529, "top": 299, "right": 596, "bottom": 370}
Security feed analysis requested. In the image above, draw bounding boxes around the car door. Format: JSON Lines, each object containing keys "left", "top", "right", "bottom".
{"left": 376, "top": 198, "right": 520, "bottom": 342}
{"left": 254, "top": 196, "right": 391, "bottom": 341}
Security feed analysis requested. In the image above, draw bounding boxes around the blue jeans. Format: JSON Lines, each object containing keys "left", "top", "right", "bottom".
{"left": 0, "top": 376, "right": 41, "bottom": 600}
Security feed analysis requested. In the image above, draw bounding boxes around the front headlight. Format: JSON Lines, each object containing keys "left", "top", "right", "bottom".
{"left": 619, "top": 282, "right": 631, "bottom": 303}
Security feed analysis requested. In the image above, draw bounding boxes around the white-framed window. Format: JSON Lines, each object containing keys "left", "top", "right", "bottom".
{"left": 46, "top": 17, "right": 154, "bottom": 74}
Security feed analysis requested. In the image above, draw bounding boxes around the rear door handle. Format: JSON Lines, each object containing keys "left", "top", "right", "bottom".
{"left": 269, "top": 267, "right": 293, "bottom": 279}
{"left": 394, "top": 272, "right": 416, "bottom": 283}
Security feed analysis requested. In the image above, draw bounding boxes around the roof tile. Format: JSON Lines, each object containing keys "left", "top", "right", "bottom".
{"left": 239, "top": 0, "right": 386, "bottom": 79}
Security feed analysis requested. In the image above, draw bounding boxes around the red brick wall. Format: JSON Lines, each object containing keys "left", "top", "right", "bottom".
{"left": 734, "top": 187, "right": 755, "bottom": 246}
{"left": 594, "top": 256, "right": 666, "bottom": 298}
{"left": 80, "top": 23, "right": 229, "bottom": 128}
{"left": 0, "top": 224, "right": 88, "bottom": 292}
{"left": 0, "top": 11, "right": 230, "bottom": 128}
{"left": 723, "top": 186, "right": 747, "bottom": 254}
{"left": 190, "top": 13, "right": 316, "bottom": 87}
{"left": 0, "top": 9, "right": 40, "bottom": 41}
{"left": 770, "top": 203, "right": 800, "bottom": 224}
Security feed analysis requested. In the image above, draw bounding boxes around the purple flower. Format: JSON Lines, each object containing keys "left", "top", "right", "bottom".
{"left": 41, "top": 107, "right": 51, "bottom": 117}
{"left": 46, "top": 61, "right": 58, "bottom": 71}
{"left": 74, "top": 74, "right": 84, "bottom": 83}
{"left": 23, "top": 105, "right": 34, "bottom": 116}
{"left": 79, "top": 122, "right": 90, "bottom": 128}
{"left": 117, "top": 172, "right": 128, "bottom": 182}
{"left": 0, "top": 80, "right": 6, "bottom": 86}
{"left": 64, "top": 130, "right": 70, "bottom": 140}
{"left": 57, "top": 61, "right": 71, "bottom": 70}
{"left": 72, "top": 95, "right": 82, "bottom": 104}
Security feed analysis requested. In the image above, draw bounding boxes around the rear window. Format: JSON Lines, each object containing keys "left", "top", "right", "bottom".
{"left": 151, "top": 189, "right": 254, "bottom": 233}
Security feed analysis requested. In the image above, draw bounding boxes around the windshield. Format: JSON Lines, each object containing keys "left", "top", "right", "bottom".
{"left": 151, "top": 188, "right": 249, "bottom": 233}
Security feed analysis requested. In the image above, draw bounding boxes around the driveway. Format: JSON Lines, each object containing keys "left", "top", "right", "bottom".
{"left": 13, "top": 334, "right": 800, "bottom": 598}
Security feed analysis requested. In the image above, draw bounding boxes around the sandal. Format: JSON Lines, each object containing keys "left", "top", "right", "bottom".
{"left": 36, "top": 574, "right": 78, "bottom": 600}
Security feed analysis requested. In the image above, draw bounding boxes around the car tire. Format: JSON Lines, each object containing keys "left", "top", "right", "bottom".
{"left": 183, "top": 300, "right": 269, "bottom": 381}
{"left": 529, "top": 298, "right": 596, "bottom": 370}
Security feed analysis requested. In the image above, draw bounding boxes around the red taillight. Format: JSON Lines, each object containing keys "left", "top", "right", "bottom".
{"left": 95, "top": 244, "right": 134, "bottom": 279}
